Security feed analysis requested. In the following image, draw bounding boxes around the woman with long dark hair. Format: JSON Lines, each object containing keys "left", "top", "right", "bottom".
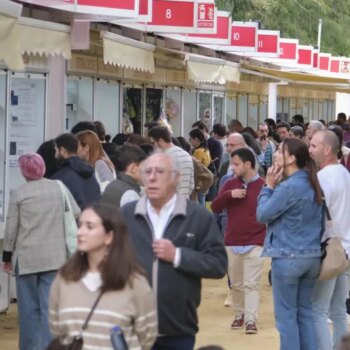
{"left": 49, "top": 203, "right": 157, "bottom": 349}
{"left": 256, "top": 138, "right": 323, "bottom": 350}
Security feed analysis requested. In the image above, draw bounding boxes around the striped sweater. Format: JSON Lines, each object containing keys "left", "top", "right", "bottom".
{"left": 165, "top": 146, "right": 194, "bottom": 198}
{"left": 49, "top": 273, "right": 157, "bottom": 350}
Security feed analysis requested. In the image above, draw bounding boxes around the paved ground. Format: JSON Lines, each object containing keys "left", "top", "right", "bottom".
{"left": 1, "top": 261, "right": 279, "bottom": 349}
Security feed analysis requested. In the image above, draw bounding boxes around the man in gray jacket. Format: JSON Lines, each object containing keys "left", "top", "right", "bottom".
{"left": 121, "top": 152, "right": 227, "bottom": 350}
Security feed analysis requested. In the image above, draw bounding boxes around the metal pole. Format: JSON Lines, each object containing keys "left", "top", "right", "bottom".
{"left": 317, "top": 19, "right": 323, "bottom": 50}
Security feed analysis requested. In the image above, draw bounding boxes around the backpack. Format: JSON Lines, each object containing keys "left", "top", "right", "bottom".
{"left": 192, "top": 157, "right": 214, "bottom": 194}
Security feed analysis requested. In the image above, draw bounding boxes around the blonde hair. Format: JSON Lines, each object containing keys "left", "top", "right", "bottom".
{"left": 76, "top": 130, "right": 114, "bottom": 170}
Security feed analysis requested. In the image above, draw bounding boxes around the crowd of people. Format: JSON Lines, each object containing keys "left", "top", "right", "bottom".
{"left": 2, "top": 113, "right": 350, "bottom": 350}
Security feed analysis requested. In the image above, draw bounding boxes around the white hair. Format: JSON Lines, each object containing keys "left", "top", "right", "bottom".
{"left": 309, "top": 120, "right": 324, "bottom": 131}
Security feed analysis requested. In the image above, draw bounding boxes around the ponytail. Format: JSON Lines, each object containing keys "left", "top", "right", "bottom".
{"left": 307, "top": 158, "right": 323, "bottom": 205}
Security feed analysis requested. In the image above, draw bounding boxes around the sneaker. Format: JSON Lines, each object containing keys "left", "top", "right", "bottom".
{"left": 245, "top": 321, "right": 258, "bottom": 334}
{"left": 224, "top": 291, "right": 232, "bottom": 307}
{"left": 231, "top": 314, "right": 244, "bottom": 329}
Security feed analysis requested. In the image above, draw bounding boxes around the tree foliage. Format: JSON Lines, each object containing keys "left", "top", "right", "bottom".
{"left": 216, "top": 0, "right": 350, "bottom": 56}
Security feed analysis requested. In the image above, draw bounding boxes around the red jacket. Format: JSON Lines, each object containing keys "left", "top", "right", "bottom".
{"left": 211, "top": 176, "right": 266, "bottom": 246}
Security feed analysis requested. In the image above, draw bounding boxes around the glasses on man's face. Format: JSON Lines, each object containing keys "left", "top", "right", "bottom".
{"left": 142, "top": 167, "right": 175, "bottom": 178}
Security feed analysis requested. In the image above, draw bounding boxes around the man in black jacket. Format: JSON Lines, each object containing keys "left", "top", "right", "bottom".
{"left": 51, "top": 133, "right": 100, "bottom": 209}
{"left": 121, "top": 152, "right": 227, "bottom": 350}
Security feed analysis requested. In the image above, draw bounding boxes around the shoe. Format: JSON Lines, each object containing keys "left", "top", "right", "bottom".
{"left": 224, "top": 291, "right": 232, "bottom": 307}
{"left": 231, "top": 314, "right": 244, "bottom": 329}
{"left": 245, "top": 321, "right": 258, "bottom": 334}
{"left": 327, "top": 318, "right": 333, "bottom": 324}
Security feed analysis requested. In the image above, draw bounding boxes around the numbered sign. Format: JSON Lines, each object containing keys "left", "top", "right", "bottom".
{"left": 319, "top": 53, "right": 331, "bottom": 71}
{"left": 257, "top": 30, "right": 279, "bottom": 57}
{"left": 297, "top": 45, "right": 313, "bottom": 66}
{"left": 341, "top": 59, "right": 350, "bottom": 74}
{"left": 19, "top": 0, "right": 139, "bottom": 17}
{"left": 279, "top": 38, "right": 298, "bottom": 60}
{"left": 330, "top": 58, "right": 341, "bottom": 73}
{"left": 121, "top": 0, "right": 217, "bottom": 34}
{"left": 165, "top": 11, "right": 230, "bottom": 45}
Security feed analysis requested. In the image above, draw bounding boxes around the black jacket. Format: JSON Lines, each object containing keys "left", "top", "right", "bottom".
{"left": 121, "top": 195, "right": 227, "bottom": 336}
{"left": 51, "top": 156, "right": 100, "bottom": 209}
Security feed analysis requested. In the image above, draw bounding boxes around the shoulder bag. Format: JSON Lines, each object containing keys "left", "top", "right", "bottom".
{"left": 318, "top": 198, "right": 350, "bottom": 281}
{"left": 56, "top": 180, "right": 78, "bottom": 257}
{"left": 47, "top": 292, "right": 103, "bottom": 350}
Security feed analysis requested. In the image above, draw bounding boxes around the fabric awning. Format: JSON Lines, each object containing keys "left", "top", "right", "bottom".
{"left": 0, "top": 13, "right": 24, "bottom": 70}
{"left": 101, "top": 31, "right": 155, "bottom": 73}
{"left": 186, "top": 54, "right": 240, "bottom": 84}
{"left": 242, "top": 64, "right": 350, "bottom": 86}
{"left": 18, "top": 17, "right": 71, "bottom": 59}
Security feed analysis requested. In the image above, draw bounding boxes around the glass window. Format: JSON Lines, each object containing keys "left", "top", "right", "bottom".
{"left": 238, "top": 94, "right": 248, "bottom": 127}
{"left": 8, "top": 73, "right": 46, "bottom": 194}
{"left": 66, "top": 77, "right": 93, "bottom": 132}
{"left": 213, "top": 92, "right": 224, "bottom": 126}
{"left": 145, "top": 88, "right": 163, "bottom": 126}
{"left": 226, "top": 93, "right": 237, "bottom": 125}
{"left": 282, "top": 98, "right": 290, "bottom": 122}
{"left": 199, "top": 91, "right": 211, "bottom": 130}
{"left": 123, "top": 87, "right": 143, "bottom": 135}
{"left": 248, "top": 94, "right": 258, "bottom": 129}
{"left": 259, "top": 95, "right": 268, "bottom": 124}
{"left": 290, "top": 98, "right": 297, "bottom": 118}
{"left": 183, "top": 89, "right": 197, "bottom": 136}
{"left": 166, "top": 87, "right": 182, "bottom": 137}
{"left": 0, "top": 72, "right": 6, "bottom": 223}
{"left": 308, "top": 99, "right": 314, "bottom": 122}
{"left": 312, "top": 100, "right": 319, "bottom": 120}
{"left": 94, "top": 79, "right": 120, "bottom": 139}
{"left": 298, "top": 98, "right": 309, "bottom": 122}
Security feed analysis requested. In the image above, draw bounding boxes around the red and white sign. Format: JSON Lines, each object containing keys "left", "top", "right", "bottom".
{"left": 313, "top": 49, "right": 319, "bottom": 69}
{"left": 297, "top": 45, "right": 313, "bottom": 66}
{"left": 121, "top": 0, "right": 217, "bottom": 34}
{"left": 319, "top": 53, "right": 331, "bottom": 71}
{"left": 163, "top": 11, "right": 230, "bottom": 45}
{"left": 19, "top": 0, "right": 139, "bottom": 17}
{"left": 278, "top": 38, "right": 298, "bottom": 60}
{"left": 256, "top": 30, "right": 279, "bottom": 57}
{"left": 230, "top": 21, "right": 258, "bottom": 51}
{"left": 341, "top": 59, "right": 350, "bottom": 74}
{"left": 330, "top": 57, "right": 341, "bottom": 73}
{"left": 118, "top": 0, "right": 153, "bottom": 22}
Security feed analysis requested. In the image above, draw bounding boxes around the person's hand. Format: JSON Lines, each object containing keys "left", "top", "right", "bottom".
{"left": 3, "top": 262, "right": 12, "bottom": 274}
{"left": 265, "top": 165, "right": 283, "bottom": 189}
{"left": 152, "top": 239, "right": 176, "bottom": 262}
{"left": 231, "top": 189, "right": 247, "bottom": 199}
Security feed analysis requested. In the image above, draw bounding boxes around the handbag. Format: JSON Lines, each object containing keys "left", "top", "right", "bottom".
{"left": 56, "top": 180, "right": 78, "bottom": 257}
{"left": 47, "top": 292, "right": 103, "bottom": 350}
{"left": 318, "top": 197, "right": 350, "bottom": 281}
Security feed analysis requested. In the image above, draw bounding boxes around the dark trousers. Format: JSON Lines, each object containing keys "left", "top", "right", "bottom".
{"left": 152, "top": 335, "right": 195, "bottom": 350}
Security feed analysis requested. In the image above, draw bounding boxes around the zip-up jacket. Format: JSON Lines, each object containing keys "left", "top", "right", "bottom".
{"left": 121, "top": 194, "right": 227, "bottom": 336}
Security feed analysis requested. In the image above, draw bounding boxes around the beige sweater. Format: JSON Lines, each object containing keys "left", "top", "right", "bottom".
{"left": 49, "top": 273, "right": 157, "bottom": 350}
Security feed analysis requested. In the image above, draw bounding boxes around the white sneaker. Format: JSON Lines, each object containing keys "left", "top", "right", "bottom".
{"left": 328, "top": 318, "right": 333, "bottom": 324}
{"left": 224, "top": 291, "right": 232, "bottom": 307}
{"left": 347, "top": 315, "right": 350, "bottom": 324}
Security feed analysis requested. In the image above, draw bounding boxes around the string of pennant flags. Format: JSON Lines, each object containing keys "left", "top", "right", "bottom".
{"left": 18, "top": 0, "right": 350, "bottom": 74}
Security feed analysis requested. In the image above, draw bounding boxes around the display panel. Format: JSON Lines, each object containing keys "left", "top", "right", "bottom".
{"left": 166, "top": 87, "right": 182, "bottom": 137}
{"left": 182, "top": 89, "right": 197, "bottom": 137}
{"left": 66, "top": 77, "right": 93, "bottom": 132}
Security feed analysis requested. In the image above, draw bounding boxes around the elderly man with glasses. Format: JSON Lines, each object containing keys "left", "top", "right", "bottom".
{"left": 121, "top": 152, "right": 227, "bottom": 350}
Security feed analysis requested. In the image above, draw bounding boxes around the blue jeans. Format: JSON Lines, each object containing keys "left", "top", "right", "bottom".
{"left": 312, "top": 268, "right": 350, "bottom": 350}
{"left": 271, "top": 258, "right": 320, "bottom": 350}
{"left": 15, "top": 268, "right": 57, "bottom": 350}
{"left": 152, "top": 335, "right": 195, "bottom": 350}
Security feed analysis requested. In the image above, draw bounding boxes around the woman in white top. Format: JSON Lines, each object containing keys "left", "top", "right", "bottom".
{"left": 76, "top": 130, "right": 115, "bottom": 191}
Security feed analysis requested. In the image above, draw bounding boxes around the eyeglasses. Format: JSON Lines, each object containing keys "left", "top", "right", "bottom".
{"left": 142, "top": 167, "right": 176, "bottom": 178}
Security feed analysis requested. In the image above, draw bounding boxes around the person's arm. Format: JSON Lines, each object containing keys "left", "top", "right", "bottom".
{"left": 2, "top": 191, "right": 20, "bottom": 268}
{"left": 61, "top": 182, "right": 81, "bottom": 218}
{"left": 120, "top": 190, "right": 140, "bottom": 207}
{"left": 95, "top": 159, "right": 114, "bottom": 183}
{"left": 176, "top": 209, "right": 227, "bottom": 279}
{"left": 256, "top": 183, "right": 295, "bottom": 224}
{"left": 132, "top": 276, "right": 158, "bottom": 350}
{"left": 211, "top": 181, "right": 244, "bottom": 213}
